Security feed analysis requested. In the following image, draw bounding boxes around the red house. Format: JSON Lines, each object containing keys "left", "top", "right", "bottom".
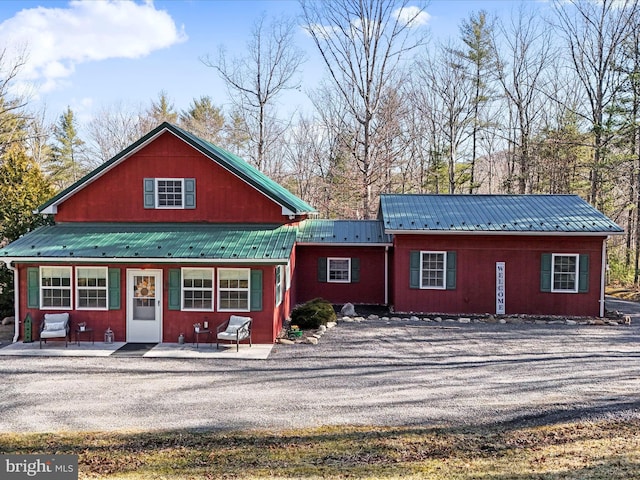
{"left": 0, "top": 123, "right": 624, "bottom": 345}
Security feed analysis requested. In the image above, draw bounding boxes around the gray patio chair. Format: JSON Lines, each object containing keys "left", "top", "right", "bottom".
{"left": 39, "top": 312, "right": 71, "bottom": 348}
{"left": 216, "top": 315, "right": 252, "bottom": 352}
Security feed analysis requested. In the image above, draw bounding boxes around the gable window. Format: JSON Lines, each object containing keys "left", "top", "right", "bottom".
{"left": 41, "top": 266, "right": 72, "bottom": 309}
{"left": 421, "top": 251, "right": 446, "bottom": 289}
{"left": 183, "top": 268, "right": 214, "bottom": 310}
{"left": 144, "top": 178, "right": 195, "bottom": 209}
{"left": 156, "top": 179, "right": 183, "bottom": 208}
{"left": 76, "top": 267, "right": 108, "bottom": 310}
{"left": 552, "top": 254, "right": 578, "bottom": 293}
{"left": 218, "top": 268, "right": 250, "bottom": 312}
{"left": 328, "top": 258, "right": 351, "bottom": 283}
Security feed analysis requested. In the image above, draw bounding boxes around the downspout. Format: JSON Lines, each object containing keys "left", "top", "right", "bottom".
{"left": 600, "top": 238, "right": 607, "bottom": 318}
{"left": 384, "top": 246, "right": 389, "bottom": 305}
{"left": 4, "top": 261, "right": 19, "bottom": 343}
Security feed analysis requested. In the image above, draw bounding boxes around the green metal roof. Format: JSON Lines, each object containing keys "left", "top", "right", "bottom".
{"left": 0, "top": 223, "right": 296, "bottom": 263}
{"left": 297, "top": 219, "right": 392, "bottom": 245}
{"left": 380, "top": 194, "right": 624, "bottom": 235}
{"left": 38, "top": 122, "right": 316, "bottom": 216}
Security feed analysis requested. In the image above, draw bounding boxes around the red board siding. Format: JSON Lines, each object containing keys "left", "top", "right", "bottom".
{"left": 392, "top": 235, "right": 605, "bottom": 317}
{"left": 17, "top": 262, "right": 286, "bottom": 344}
{"left": 295, "top": 245, "right": 387, "bottom": 306}
{"left": 55, "top": 132, "right": 287, "bottom": 224}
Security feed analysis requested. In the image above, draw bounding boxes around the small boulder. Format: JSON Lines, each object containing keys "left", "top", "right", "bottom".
{"left": 410, "top": 316, "right": 420, "bottom": 322}
{"left": 368, "top": 314, "right": 380, "bottom": 321}
{"left": 2, "top": 316, "right": 15, "bottom": 325}
{"left": 306, "top": 337, "right": 319, "bottom": 345}
{"left": 340, "top": 303, "right": 356, "bottom": 316}
{"left": 278, "top": 338, "right": 295, "bottom": 345}
{"left": 318, "top": 325, "right": 327, "bottom": 332}
{"left": 326, "top": 321, "right": 337, "bottom": 329}
{"left": 458, "top": 317, "right": 471, "bottom": 324}
{"left": 565, "top": 320, "right": 577, "bottom": 325}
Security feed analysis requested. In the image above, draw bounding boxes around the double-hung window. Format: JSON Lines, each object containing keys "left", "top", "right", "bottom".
{"left": 218, "top": 269, "right": 250, "bottom": 312}
{"left": 156, "top": 179, "right": 184, "bottom": 208}
{"left": 421, "top": 251, "right": 446, "bottom": 289}
{"left": 275, "top": 265, "right": 284, "bottom": 306}
{"left": 328, "top": 258, "right": 351, "bottom": 283}
{"left": 182, "top": 268, "right": 214, "bottom": 310}
{"left": 76, "top": 267, "right": 108, "bottom": 310}
{"left": 41, "top": 266, "right": 72, "bottom": 309}
{"left": 552, "top": 254, "right": 578, "bottom": 293}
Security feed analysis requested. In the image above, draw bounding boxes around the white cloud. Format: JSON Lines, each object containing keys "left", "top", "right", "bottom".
{"left": 0, "top": 0, "right": 187, "bottom": 93}
{"left": 393, "top": 6, "right": 430, "bottom": 27}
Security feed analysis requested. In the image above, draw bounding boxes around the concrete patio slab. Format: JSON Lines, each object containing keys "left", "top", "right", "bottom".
{"left": 0, "top": 341, "right": 125, "bottom": 357}
{"left": 144, "top": 342, "right": 273, "bottom": 360}
{"left": 0, "top": 341, "right": 272, "bottom": 359}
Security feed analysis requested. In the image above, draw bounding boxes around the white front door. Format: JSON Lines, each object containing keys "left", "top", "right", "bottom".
{"left": 127, "top": 269, "right": 162, "bottom": 342}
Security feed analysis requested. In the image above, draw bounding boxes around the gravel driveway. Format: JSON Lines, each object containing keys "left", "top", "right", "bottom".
{"left": 1, "top": 300, "right": 639, "bottom": 433}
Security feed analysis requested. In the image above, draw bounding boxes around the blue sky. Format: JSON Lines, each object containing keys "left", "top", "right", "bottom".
{"left": 0, "top": 1, "right": 548, "bottom": 126}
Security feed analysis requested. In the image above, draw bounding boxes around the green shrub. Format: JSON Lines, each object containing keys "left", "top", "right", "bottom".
{"left": 290, "top": 298, "right": 337, "bottom": 329}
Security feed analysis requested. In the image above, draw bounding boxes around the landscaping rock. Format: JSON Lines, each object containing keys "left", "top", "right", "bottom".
{"left": 2, "top": 316, "right": 15, "bottom": 325}
{"left": 340, "top": 303, "right": 356, "bottom": 316}
{"left": 485, "top": 315, "right": 497, "bottom": 323}
{"left": 318, "top": 325, "right": 327, "bottom": 332}
{"left": 434, "top": 317, "right": 442, "bottom": 322}
{"left": 342, "top": 316, "right": 354, "bottom": 322}
{"left": 390, "top": 317, "right": 402, "bottom": 322}
{"left": 368, "top": 314, "right": 379, "bottom": 321}
{"left": 354, "top": 316, "right": 365, "bottom": 322}
{"left": 278, "top": 338, "right": 295, "bottom": 345}
{"left": 312, "top": 333, "right": 322, "bottom": 339}
{"left": 410, "top": 316, "right": 420, "bottom": 322}
{"left": 498, "top": 319, "right": 507, "bottom": 324}
{"left": 326, "top": 322, "right": 337, "bottom": 329}
{"left": 381, "top": 317, "right": 390, "bottom": 321}
{"left": 306, "top": 337, "right": 318, "bottom": 345}
{"left": 590, "top": 319, "right": 606, "bottom": 326}
{"left": 566, "top": 320, "right": 577, "bottom": 325}
{"left": 458, "top": 317, "right": 471, "bottom": 324}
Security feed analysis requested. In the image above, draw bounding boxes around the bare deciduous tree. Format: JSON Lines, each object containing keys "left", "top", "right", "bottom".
{"left": 301, "top": 0, "right": 428, "bottom": 217}
{"left": 203, "top": 14, "right": 305, "bottom": 175}
{"left": 553, "top": 0, "right": 640, "bottom": 207}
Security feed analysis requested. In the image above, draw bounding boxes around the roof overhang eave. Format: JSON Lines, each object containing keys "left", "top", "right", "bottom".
{"left": 0, "top": 256, "right": 291, "bottom": 265}
{"left": 384, "top": 229, "right": 624, "bottom": 237}
{"left": 296, "top": 242, "right": 393, "bottom": 247}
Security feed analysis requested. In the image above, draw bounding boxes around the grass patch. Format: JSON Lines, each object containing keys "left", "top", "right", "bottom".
{"left": 1, "top": 420, "right": 639, "bottom": 479}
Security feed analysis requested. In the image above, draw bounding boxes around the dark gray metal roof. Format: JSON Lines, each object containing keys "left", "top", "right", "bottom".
{"left": 379, "top": 194, "right": 623, "bottom": 235}
{"left": 0, "top": 223, "right": 296, "bottom": 263}
{"left": 297, "top": 219, "right": 392, "bottom": 245}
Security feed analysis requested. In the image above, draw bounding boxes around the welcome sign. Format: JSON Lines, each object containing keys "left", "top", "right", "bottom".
{"left": 1, "top": 455, "right": 77, "bottom": 479}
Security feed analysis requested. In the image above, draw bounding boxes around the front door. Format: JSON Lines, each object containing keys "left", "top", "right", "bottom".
{"left": 127, "top": 269, "right": 162, "bottom": 342}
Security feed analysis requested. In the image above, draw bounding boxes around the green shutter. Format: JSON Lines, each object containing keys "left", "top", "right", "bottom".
{"left": 184, "top": 178, "right": 196, "bottom": 209}
{"left": 250, "top": 269, "right": 263, "bottom": 312}
{"left": 409, "top": 251, "right": 420, "bottom": 289}
{"left": 446, "top": 251, "right": 457, "bottom": 290}
{"left": 351, "top": 258, "right": 360, "bottom": 283}
{"left": 168, "top": 269, "right": 181, "bottom": 310}
{"left": 317, "top": 257, "right": 327, "bottom": 282}
{"left": 143, "top": 178, "right": 155, "bottom": 208}
{"left": 541, "top": 253, "right": 552, "bottom": 292}
{"left": 27, "top": 267, "right": 39, "bottom": 308}
{"left": 578, "top": 254, "right": 589, "bottom": 293}
{"left": 108, "top": 268, "right": 121, "bottom": 310}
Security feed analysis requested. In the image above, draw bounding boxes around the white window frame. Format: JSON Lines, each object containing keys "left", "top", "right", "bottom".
{"left": 285, "top": 261, "right": 291, "bottom": 291}
{"left": 275, "top": 265, "right": 284, "bottom": 306}
{"left": 328, "top": 257, "right": 351, "bottom": 283}
{"left": 182, "top": 267, "right": 214, "bottom": 311}
{"left": 420, "top": 251, "right": 447, "bottom": 290}
{"left": 40, "top": 266, "right": 72, "bottom": 310}
{"left": 75, "top": 266, "right": 108, "bottom": 311}
{"left": 551, "top": 253, "right": 579, "bottom": 293}
{"left": 155, "top": 178, "right": 185, "bottom": 209}
{"left": 217, "top": 268, "right": 251, "bottom": 312}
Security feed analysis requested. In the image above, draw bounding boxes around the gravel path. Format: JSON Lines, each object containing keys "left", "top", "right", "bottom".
{"left": 1, "top": 300, "right": 639, "bottom": 433}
